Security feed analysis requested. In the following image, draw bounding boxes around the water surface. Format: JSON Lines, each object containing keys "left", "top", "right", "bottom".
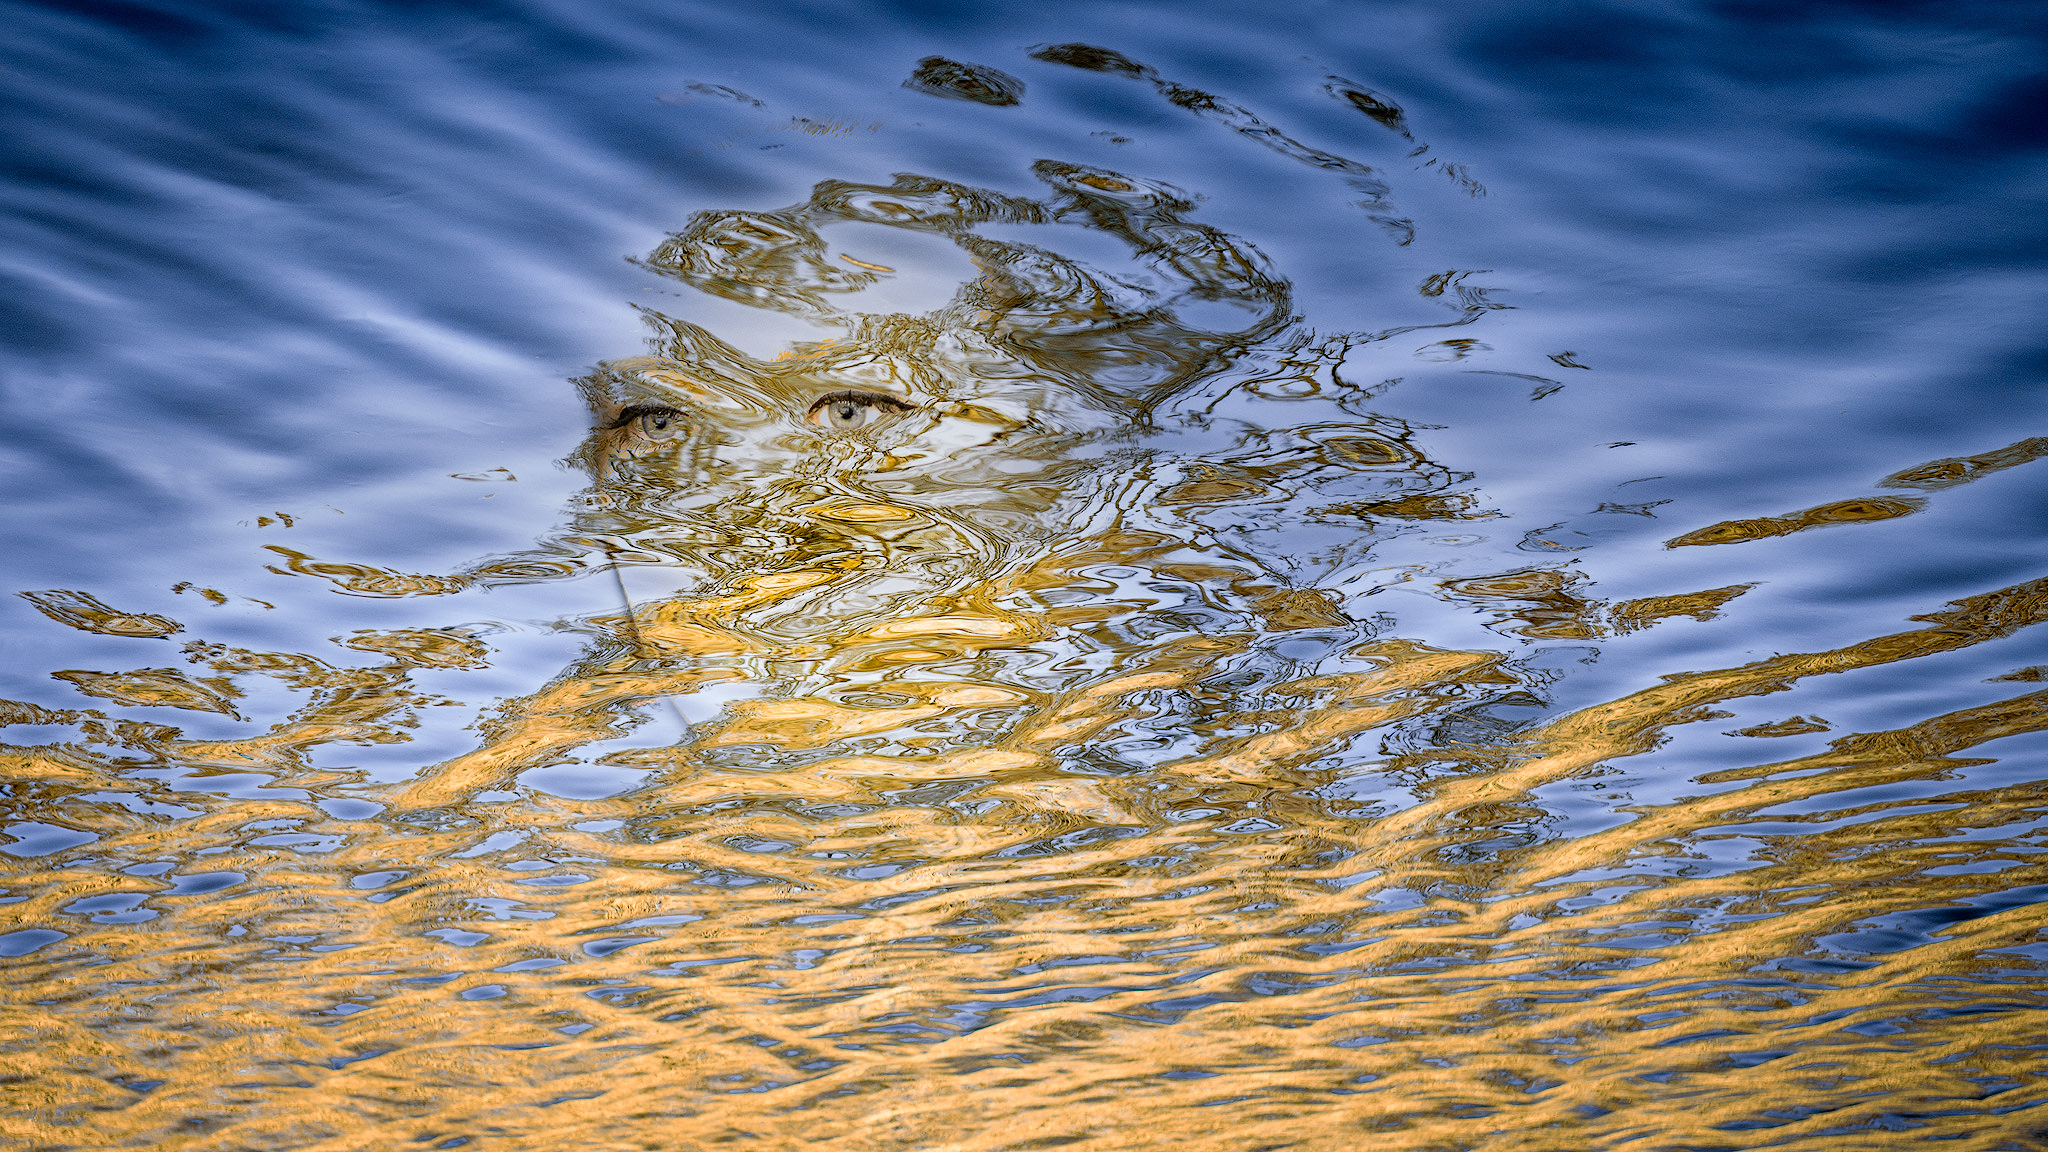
{"left": 5, "top": 2, "right": 2048, "bottom": 1148}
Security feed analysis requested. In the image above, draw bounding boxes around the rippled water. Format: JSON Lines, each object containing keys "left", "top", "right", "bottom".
{"left": 6, "top": 2, "right": 2048, "bottom": 1148}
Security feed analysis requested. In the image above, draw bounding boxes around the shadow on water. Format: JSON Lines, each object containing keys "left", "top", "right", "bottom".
{"left": 6, "top": 10, "right": 2048, "bottom": 1151}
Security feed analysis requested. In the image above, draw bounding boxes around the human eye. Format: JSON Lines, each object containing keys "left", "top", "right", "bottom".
{"left": 612, "top": 404, "right": 687, "bottom": 439}
{"left": 806, "top": 390, "right": 916, "bottom": 431}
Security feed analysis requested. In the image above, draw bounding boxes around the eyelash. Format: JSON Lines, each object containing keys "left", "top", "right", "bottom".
{"left": 806, "top": 390, "right": 916, "bottom": 416}
{"left": 605, "top": 394, "right": 915, "bottom": 433}
{"left": 610, "top": 404, "right": 685, "bottom": 429}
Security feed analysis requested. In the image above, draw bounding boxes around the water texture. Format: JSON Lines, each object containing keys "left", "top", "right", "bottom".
{"left": 5, "top": 1, "right": 2048, "bottom": 1148}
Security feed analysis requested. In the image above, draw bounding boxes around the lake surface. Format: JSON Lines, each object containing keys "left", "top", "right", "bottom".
{"left": 5, "top": 1, "right": 2048, "bottom": 1147}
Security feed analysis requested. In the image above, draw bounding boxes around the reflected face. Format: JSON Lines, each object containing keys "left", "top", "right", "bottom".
{"left": 603, "top": 388, "right": 928, "bottom": 468}
{"left": 594, "top": 375, "right": 1050, "bottom": 479}
{"left": 589, "top": 356, "right": 1095, "bottom": 521}
{"left": 579, "top": 357, "right": 1117, "bottom": 646}
{"left": 561, "top": 165, "right": 1297, "bottom": 636}
{"left": 268, "top": 167, "right": 1470, "bottom": 630}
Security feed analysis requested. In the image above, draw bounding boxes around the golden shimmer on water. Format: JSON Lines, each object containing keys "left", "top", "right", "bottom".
{"left": 5, "top": 165, "right": 2048, "bottom": 1152}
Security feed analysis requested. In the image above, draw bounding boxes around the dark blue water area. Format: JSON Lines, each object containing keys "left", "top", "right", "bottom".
{"left": 2, "top": 0, "right": 2046, "bottom": 731}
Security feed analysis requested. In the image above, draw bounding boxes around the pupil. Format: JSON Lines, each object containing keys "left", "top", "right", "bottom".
{"left": 834, "top": 403, "right": 859, "bottom": 422}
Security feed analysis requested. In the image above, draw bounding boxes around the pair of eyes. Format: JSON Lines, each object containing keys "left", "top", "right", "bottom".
{"left": 614, "top": 390, "right": 915, "bottom": 437}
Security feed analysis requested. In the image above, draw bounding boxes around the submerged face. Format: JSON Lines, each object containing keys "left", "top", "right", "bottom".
{"left": 559, "top": 165, "right": 1296, "bottom": 647}
{"left": 264, "top": 165, "right": 1475, "bottom": 667}
{"left": 583, "top": 356, "right": 1105, "bottom": 647}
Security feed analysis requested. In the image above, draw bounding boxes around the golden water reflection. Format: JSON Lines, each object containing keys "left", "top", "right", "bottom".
{"left": 6, "top": 164, "right": 2048, "bottom": 1150}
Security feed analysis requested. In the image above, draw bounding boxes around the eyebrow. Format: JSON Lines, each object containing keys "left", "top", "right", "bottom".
{"left": 607, "top": 404, "right": 686, "bottom": 429}
{"left": 806, "top": 389, "right": 917, "bottom": 412}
